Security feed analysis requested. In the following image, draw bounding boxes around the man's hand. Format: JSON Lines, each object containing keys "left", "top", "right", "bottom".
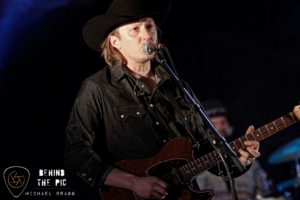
{"left": 104, "top": 168, "right": 168, "bottom": 199}
{"left": 131, "top": 176, "right": 168, "bottom": 199}
{"left": 239, "top": 125, "right": 260, "bottom": 166}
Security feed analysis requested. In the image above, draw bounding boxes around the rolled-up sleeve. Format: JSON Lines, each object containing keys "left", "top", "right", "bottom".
{"left": 64, "top": 80, "right": 113, "bottom": 187}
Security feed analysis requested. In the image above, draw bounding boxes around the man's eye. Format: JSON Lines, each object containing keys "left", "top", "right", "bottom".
{"left": 146, "top": 24, "right": 153, "bottom": 30}
{"left": 132, "top": 27, "right": 139, "bottom": 31}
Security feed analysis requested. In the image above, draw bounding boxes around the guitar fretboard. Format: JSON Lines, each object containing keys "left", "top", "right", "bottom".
{"left": 178, "top": 112, "right": 298, "bottom": 182}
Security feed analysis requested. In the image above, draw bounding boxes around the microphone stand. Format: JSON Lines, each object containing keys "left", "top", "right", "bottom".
{"left": 154, "top": 46, "right": 245, "bottom": 200}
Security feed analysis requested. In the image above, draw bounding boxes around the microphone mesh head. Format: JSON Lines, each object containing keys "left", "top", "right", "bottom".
{"left": 143, "top": 43, "right": 156, "bottom": 54}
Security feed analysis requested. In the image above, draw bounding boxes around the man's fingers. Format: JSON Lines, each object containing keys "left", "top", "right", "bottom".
{"left": 246, "top": 146, "right": 261, "bottom": 158}
{"left": 238, "top": 149, "right": 250, "bottom": 166}
{"left": 244, "top": 140, "right": 259, "bottom": 146}
{"left": 151, "top": 190, "right": 163, "bottom": 199}
{"left": 149, "top": 177, "right": 168, "bottom": 199}
{"left": 246, "top": 125, "right": 255, "bottom": 135}
{"left": 239, "top": 149, "right": 250, "bottom": 158}
{"left": 156, "top": 180, "right": 167, "bottom": 188}
{"left": 153, "top": 184, "right": 167, "bottom": 196}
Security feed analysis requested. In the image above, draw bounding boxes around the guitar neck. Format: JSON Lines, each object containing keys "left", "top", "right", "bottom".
{"left": 178, "top": 111, "right": 299, "bottom": 182}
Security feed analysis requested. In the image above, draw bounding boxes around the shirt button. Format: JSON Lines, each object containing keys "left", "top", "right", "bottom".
{"left": 136, "top": 111, "right": 141, "bottom": 115}
{"left": 163, "top": 139, "right": 167, "bottom": 143}
{"left": 149, "top": 104, "right": 154, "bottom": 108}
{"left": 155, "top": 121, "right": 160, "bottom": 125}
{"left": 120, "top": 114, "right": 125, "bottom": 118}
{"left": 81, "top": 173, "right": 87, "bottom": 177}
{"left": 141, "top": 84, "right": 145, "bottom": 88}
{"left": 88, "top": 178, "right": 93, "bottom": 182}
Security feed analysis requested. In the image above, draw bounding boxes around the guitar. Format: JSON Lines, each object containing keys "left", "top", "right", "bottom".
{"left": 100, "top": 105, "right": 300, "bottom": 200}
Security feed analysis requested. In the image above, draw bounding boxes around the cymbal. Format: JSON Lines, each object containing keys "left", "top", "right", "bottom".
{"left": 277, "top": 178, "right": 300, "bottom": 192}
{"left": 268, "top": 138, "right": 300, "bottom": 164}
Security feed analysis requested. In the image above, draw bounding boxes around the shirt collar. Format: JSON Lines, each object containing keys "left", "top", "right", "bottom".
{"left": 109, "top": 62, "right": 171, "bottom": 85}
{"left": 154, "top": 63, "right": 171, "bottom": 81}
{"left": 110, "top": 63, "right": 127, "bottom": 82}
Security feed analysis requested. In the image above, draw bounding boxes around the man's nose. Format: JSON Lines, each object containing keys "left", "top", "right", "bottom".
{"left": 140, "top": 27, "right": 152, "bottom": 40}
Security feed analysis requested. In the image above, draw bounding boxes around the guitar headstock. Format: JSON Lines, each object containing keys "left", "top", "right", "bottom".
{"left": 293, "top": 105, "right": 300, "bottom": 121}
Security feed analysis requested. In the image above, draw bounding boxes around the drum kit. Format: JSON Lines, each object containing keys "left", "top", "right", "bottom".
{"left": 268, "top": 138, "right": 300, "bottom": 196}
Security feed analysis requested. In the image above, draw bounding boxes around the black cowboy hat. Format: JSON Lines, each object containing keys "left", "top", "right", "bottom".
{"left": 82, "top": 0, "right": 171, "bottom": 52}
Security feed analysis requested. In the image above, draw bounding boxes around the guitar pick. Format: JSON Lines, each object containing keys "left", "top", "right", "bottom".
{"left": 3, "top": 166, "right": 30, "bottom": 198}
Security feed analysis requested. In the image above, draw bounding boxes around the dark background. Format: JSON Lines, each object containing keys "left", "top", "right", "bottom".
{"left": 1, "top": 0, "right": 300, "bottom": 199}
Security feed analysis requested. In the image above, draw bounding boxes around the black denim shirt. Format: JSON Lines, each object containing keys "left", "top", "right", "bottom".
{"left": 65, "top": 63, "right": 243, "bottom": 188}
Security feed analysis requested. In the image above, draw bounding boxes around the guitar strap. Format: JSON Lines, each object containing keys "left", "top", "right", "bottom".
{"left": 164, "top": 86, "right": 200, "bottom": 149}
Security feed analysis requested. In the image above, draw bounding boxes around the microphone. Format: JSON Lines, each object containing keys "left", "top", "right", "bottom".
{"left": 143, "top": 43, "right": 165, "bottom": 54}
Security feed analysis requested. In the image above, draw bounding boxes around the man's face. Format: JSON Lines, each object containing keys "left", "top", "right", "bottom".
{"left": 110, "top": 18, "right": 158, "bottom": 63}
{"left": 210, "top": 115, "right": 231, "bottom": 137}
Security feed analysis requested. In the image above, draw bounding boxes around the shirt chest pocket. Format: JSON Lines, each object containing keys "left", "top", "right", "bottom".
{"left": 113, "top": 104, "right": 149, "bottom": 136}
{"left": 114, "top": 104, "right": 146, "bottom": 121}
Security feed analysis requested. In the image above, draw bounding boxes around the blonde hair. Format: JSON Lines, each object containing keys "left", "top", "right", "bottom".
{"left": 101, "top": 29, "right": 127, "bottom": 67}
